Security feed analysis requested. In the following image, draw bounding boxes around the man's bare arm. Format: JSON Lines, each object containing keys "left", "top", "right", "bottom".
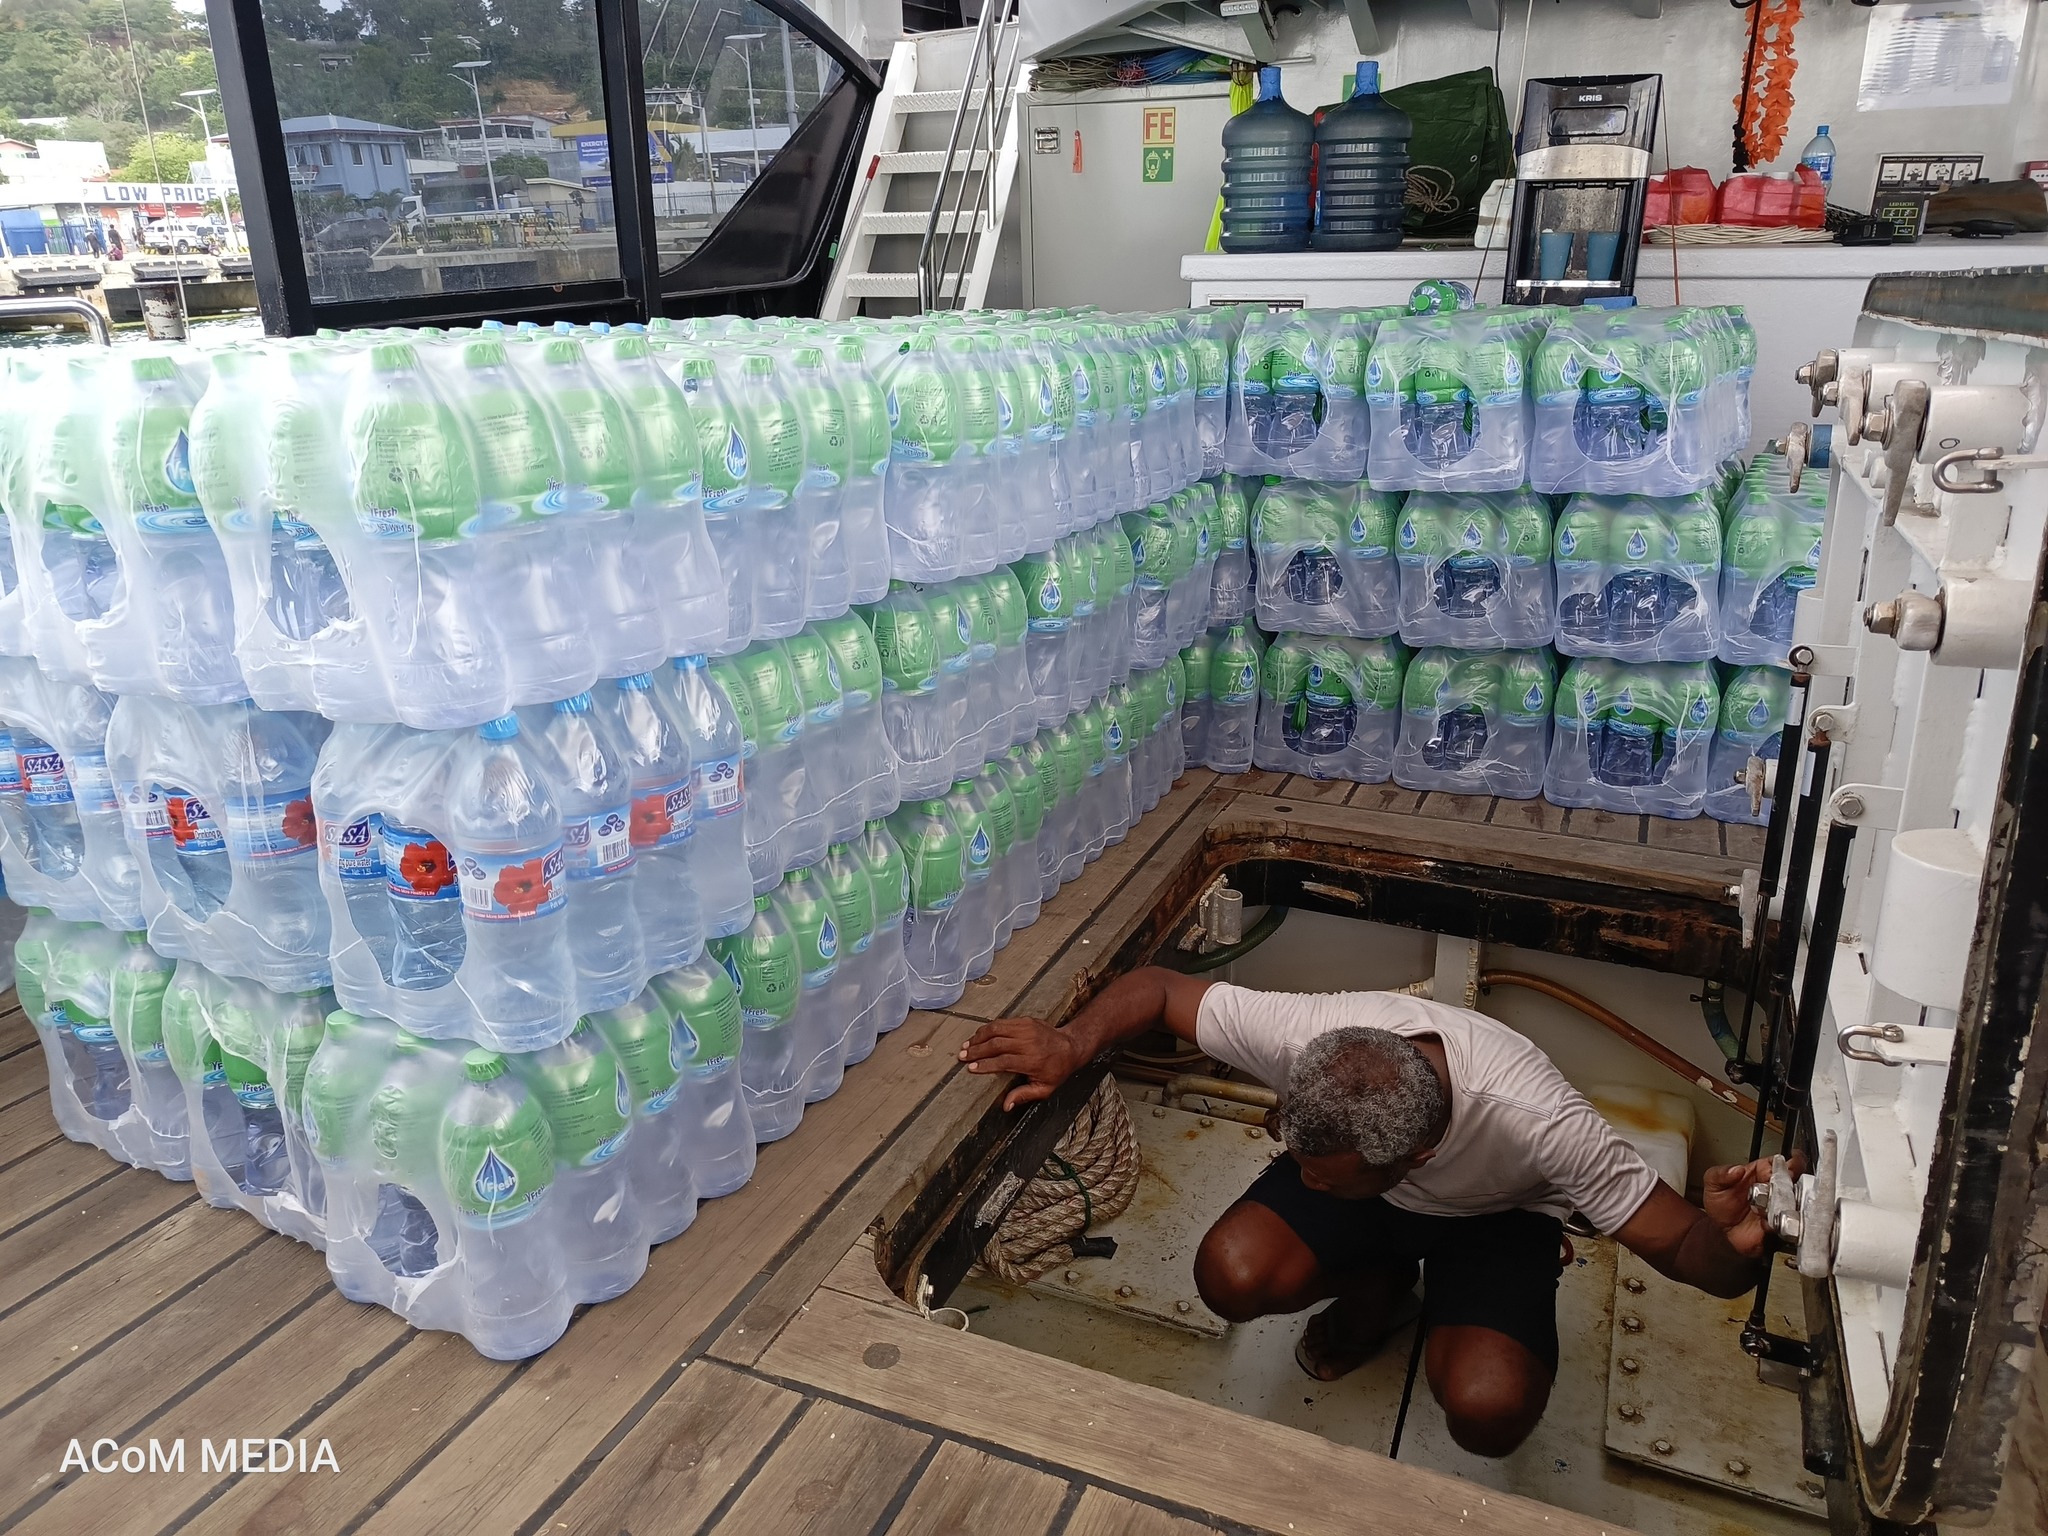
{"left": 957, "top": 966, "right": 1214, "bottom": 1110}
{"left": 1612, "top": 1157, "right": 1783, "bottom": 1299}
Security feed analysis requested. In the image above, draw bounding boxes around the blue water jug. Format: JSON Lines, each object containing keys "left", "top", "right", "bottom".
{"left": 1221, "top": 67, "right": 1313, "bottom": 253}
{"left": 1312, "top": 61, "right": 1412, "bottom": 251}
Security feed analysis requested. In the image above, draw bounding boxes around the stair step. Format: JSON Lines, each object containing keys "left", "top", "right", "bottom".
{"left": 861, "top": 210, "right": 991, "bottom": 235}
{"left": 892, "top": 88, "right": 1001, "bottom": 116}
{"left": 875, "top": 149, "right": 992, "bottom": 175}
{"left": 840, "top": 272, "right": 969, "bottom": 298}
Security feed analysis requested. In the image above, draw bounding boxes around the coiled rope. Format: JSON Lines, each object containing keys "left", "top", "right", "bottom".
{"left": 976, "top": 1076, "right": 1141, "bottom": 1286}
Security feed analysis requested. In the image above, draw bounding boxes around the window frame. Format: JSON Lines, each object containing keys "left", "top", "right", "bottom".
{"left": 204, "top": 0, "right": 878, "bottom": 334}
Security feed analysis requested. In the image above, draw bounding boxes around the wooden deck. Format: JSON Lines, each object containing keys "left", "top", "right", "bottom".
{"left": 0, "top": 772, "right": 1761, "bottom": 1536}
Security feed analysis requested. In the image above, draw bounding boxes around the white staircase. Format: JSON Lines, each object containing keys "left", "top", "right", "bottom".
{"left": 821, "top": 15, "right": 1025, "bottom": 319}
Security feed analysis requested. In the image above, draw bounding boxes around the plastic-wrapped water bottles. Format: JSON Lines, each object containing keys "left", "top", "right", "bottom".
{"left": 1255, "top": 634, "right": 1410, "bottom": 782}
{"left": 1200, "top": 620, "right": 1265, "bottom": 774}
{"left": 107, "top": 694, "right": 332, "bottom": 991}
{"left": 1553, "top": 493, "right": 1722, "bottom": 662}
{"left": 1207, "top": 474, "right": 1254, "bottom": 626}
{"left": 1528, "top": 306, "right": 1754, "bottom": 496}
{"left": 890, "top": 797, "right": 967, "bottom": 1010}
{"left": 1392, "top": 647, "right": 1554, "bottom": 798}
{"left": 1365, "top": 310, "right": 1546, "bottom": 492}
{"left": 1719, "top": 458, "right": 1825, "bottom": 666}
{"left": 0, "top": 654, "right": 141, "bottom": 926}
{"left": 1225, "top": 308, "right": 1384, "bottom": 479}
{"left": 1545, "top": 658, "right": 1719, "bottom": 817}
{"left": 1704, "top": 665, "right": 1791, "bottom": 826}
{"left": 1394, "top": 490, "right": 1555, "bottom": 651}
{"left": 1254, "top": 480, "right": 1402, "bottom": 638}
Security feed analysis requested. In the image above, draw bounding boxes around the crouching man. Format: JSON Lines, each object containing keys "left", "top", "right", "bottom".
{"left": 960, "top": 968, "right": 1777, "bottom": 1458}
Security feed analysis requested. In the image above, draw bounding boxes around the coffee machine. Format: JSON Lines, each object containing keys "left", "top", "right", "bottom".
{"left": 1502, "top": 75, "right": 1662, "bottom": 306}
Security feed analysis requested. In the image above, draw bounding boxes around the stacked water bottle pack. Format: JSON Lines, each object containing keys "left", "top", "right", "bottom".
{"left": 0, "top": 300, "right": 1220, "bottom": 1359}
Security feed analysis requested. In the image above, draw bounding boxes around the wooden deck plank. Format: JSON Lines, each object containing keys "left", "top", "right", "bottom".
{"left": 352, "top": 1008, "right": 994, "bottom": 1536}
{"left": 706, "top": 1398, "right": 929, "bottom": 1536}
{"left": 1488, "top": 796, "right": 1570, "bottom": 835}
{"left": 1275, "top": 776, "right": 1353, "bottom": 805}
{"left": 193, "top": 1331, "right": 516, "bottom": 1536}
{"left": 0, "top": 1038, "right": 47, "bottom": 1110}
{"left": 0, "top": 1139, "right": 133, "bottom": 1239}
{"left": 0, "top": 1236, "right": 332, "bottom": 1517}
{"left": 542, "top": 1361, "right": 803, "bottom": 1536}
{"left": 1219, "top": 769, "right": 1289, "bottom": 795}
{"left": 884, "top": 1440, "right": 1068, "bottom": 1536}
{"left": 14, "top": 1287, "right": 407, "bottom": 1534}
{"left": 0, "top": 1201, "right": 271, "bottom": 1409}
{"left": 1724, "top": 820, "right": 1768, "bottom": 863}
{"left": 951, "top": 775, "right": 1223, "bottom": 1022}
{"left": 1064, "top": 1487, "right": 1221, "bottom": 1536}
{"left": 1346, "top": 783, "right": 1422, "bottom": 816}
{"left": 758, "top": 1287, "right": 1624, "bottom": 1536}
{"left": 0, "top": 1094, "right": 61, "bottom": 1168}
{"left": 1416, "top": 792, "right": 1493, "bottom": 823}
{"left": 0, "top": 1004, "right": 34, "bottom": 1059}
{"left": 1644, "top": 815, "right": 1726, "bottom": 855}
{"left": 1565, "top": 808, "right": 1645, "bottom": 846}
{"left": 818, "top": 1235, "right": 913, "bottom": 1313}
{"left": 0, "top": 1171, "right": 193, "bottom": 1317}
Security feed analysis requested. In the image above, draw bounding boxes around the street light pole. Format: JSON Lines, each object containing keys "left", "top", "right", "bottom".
{"left": 178, "top": 87, "right": 236, "bottom": 249}
{"left": 722, "top": 33, "right": 766, "bottom": 177}
{"left": 451, "top": 60, "right": 498, "bottom": 213}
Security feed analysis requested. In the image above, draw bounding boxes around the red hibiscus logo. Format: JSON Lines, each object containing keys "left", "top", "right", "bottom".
{"left": 492, "top": 857, "right": 553, "bottom": 917}
{"left": 281, "top": 797, "right": 316, "bottom": 850}
{"left": 166, "top": 796, "right": 205, "bottom": 847}
{"left": 399, "top": 839, "right": 456, "bottom": 896}
{"left": 630, "top": 795, "right": 671, "bottom": 847}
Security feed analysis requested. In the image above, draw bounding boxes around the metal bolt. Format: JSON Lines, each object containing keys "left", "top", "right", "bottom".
{"left": 1152, "top": 1106, "right": 1166, "bottom": 1118}
{"left": 1800, "top": 1480, "right": 1825, "bottom": 1499}
{"left": 1790, "top": 644, "right": 1816, "bottom": 668}
{"left": 1198, "top": 1116, "right": 1214, "bottom": 1128}
{"left": 1116, "top": 1284, "right": 1134, "bottom": 1298}
{"left": 1621, "top": 1315, "right": 1643, "bottom": 1333}
{"left": 1617, "top": 1403, "right": 1641, "bottom": 1421}
{"left": 1624, "top": 1277, "right": 1646, "bottom": 1294}
{"left": 1244, "top": 1126, "right": 1262, "bottom": 1139}
{"left": 1653, "top": 1439, "right": 1674, "bottom": 1456}
{"left": 1174, "top": 1300, "right": 1192, "bottom": 1314}
{"left": 1063, "top": 1269, "right": 1080, "bottom": 1285}
{"left": 1837, "top": 792, "right": 1866, "bottom": 820}
{"left": 1726, "top": 1459, "right": 1750, "bottom": 1477}
{"left": 1619, "top": 1357, "right": 1639, "bottom": 1374}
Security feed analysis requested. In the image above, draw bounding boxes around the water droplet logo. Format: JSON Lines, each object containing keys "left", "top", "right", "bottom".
{"left": 669, "top": 1015, "right": 698, "bottom": 1071}
{"left": 968, "top": 826, "right": 991, "bottom": 866}
{"left": 1524, "top": 682, "right": 1545, "bottom": 712}
{"left": 956, "top": 607, "right": 973, "bottom": 646}
{"left": 473, "top": 1147, "right": 518, "bottom": 1205}
{"left": 1131, "top": 537, "right": 1145, "bottom": 569}
{"left": 824, "top": 650, "right": 841, "bottom": 691}
{"left": 1749, "top": 699, "right": 1771, "bottom": 728}
{"left": 1600, "top": 350, "right": 1624, "bottom": 384}
{"left": 1399, "top": 518, "right": 1417, "bottom": 550}
{"left": 1350, "top": 515, "right": 1367, "bottom": 545}
{"left": 615, "top": 1066, "right": 632, "bottom": 1118}
{"left": 1581, "top": 687, "right": 1599, "bottom": 716}
{"left": 1366, "top": 359, "right": 1383, "bottom": 389}
{"left": 1503, "top": 354, "right": 1522, "bottom": 388}
{"left": 1106, "top": 719, "right": 1123, "bottom": 752}
{"left": 1614, "top": 687, "right": 1634, "bottom": 716}
{"left": 1559, "top": 527, "right": 1577, "bottom": 557}
{"left": 164, "top": 430, "right": 195, "bottom": 496}
{"left": 723, "top": 426, "right": 748, "bottom": 481}
{"left": 1689, "top": 695, "right": 1712, "bottom": 725}
{"left": 1073, "top": 368, "right": 1091, "bottom": 404}
{"left": 720, "top": 950, "right": 744, "bottom": 994}
{"left": 1151, "top": 360, "right": 1166, "bottom": 392}
{"left": 886, "top": 388, "right": 900, "bottom": 428}
{"left": 1626, "top": 530, "right": 1649, "bottom": 561}
{"left": 997, "top": 390, "right": 1014, "bottom": 431}
{"left": 1038, "top": 573, "right": 1061, "bottom": 612}
{"left": 1307, "top": 664, "right": 1324, "bottom": 691}
{"left": 1462, "top": 521, "right": 1483, "bottom": 549}
{"left": 818, "top": 915, "right": 838, "bottom": 959}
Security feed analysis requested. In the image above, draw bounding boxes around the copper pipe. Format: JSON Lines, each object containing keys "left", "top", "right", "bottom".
{"left": 1161, "top": 1074, "right": 1279, "bottom": 1111}
{"left": 1478, "top": 970, "right": 1762, "bottom": 1121}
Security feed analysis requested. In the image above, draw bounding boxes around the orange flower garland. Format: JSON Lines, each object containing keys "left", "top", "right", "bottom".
{"left": 1734, "top": 0, "right": 1803, "bottom": 168}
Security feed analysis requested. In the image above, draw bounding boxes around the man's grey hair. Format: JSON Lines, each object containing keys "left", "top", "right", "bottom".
{"left": 1283, "top": 1027, "right": 1445, "bottom": 1165}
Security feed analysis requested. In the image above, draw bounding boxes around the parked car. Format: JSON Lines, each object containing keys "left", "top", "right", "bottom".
{"left": 138, "top": 216, "right": 227, "bottom": 254}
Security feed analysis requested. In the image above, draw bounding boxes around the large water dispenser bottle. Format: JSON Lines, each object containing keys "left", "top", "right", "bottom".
{"left": 1312, "top": 61, "right": 1412, "bottom": 251}
{"left": 1220, "top": 67, "right": 1313, "bottom": 254}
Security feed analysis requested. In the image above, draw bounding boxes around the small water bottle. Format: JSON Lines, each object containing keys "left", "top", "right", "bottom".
{"left": 1798, "top": 125, "right": 1835, "bottom": 188}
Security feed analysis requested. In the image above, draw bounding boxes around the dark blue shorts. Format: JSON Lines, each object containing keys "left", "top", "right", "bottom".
{"left": 1242, "top": 1153, "right": 1565, "bottom": 1372}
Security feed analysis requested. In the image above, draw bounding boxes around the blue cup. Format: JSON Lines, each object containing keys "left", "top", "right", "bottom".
{"left": 1538, "top": 229, "right": 1574, "bottom": 281}
{"left": 1586, "top": 231, "right": 1621, "bottom": 282}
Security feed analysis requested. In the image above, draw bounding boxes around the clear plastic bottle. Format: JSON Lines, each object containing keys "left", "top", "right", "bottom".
{"left": 888, "top": 798, "right": 966, "bottom": 1010}
{"left": 774, "top": 863, "right": 845, "bottom": 1104}
{"left": 1798, "top": 125, "right": 1835, "bottom": 188}
{"left": 597, "top": 674, "right": 703, "bottom": 973}
{"left": 649, "top": 955, "right": 756, "bottom": 1198}
{"left": 526, "top": 692, "right": 643, "bottom": 1013}
{"left": 708, "top": 894, "right": 804, "bottom": 1143}
{"left": 661, "top": 654, "right": 755, "bottom": 938}
{"left": 855, "top": 817, "right": 912, "bottom": 1037}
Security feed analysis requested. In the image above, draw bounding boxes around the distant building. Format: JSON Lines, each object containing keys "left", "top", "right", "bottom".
{"left": 279, "top": 115, "right": 413, "bottom": 200}
{"left": 434, "top": 113, "right": 562, "bottom": 169}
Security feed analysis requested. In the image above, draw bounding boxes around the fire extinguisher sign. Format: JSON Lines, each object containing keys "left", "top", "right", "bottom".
{"left": 1141, "top": 106, "right": 1176, "bottom": 183}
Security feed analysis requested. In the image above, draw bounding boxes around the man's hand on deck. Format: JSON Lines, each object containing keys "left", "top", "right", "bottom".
{"left": 959, "top": 1018, "right": 1084, "bottom": 1110}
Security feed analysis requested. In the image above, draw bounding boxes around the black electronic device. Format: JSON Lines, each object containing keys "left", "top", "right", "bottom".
{"left": 1501, "top": 75, "right": 1662, "bottom": 307}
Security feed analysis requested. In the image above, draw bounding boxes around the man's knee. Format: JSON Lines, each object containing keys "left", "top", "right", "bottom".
{"left": 1428, "top": 1330, "right": 1552, "bottom": 1458}
{"left": 1192, "top": 1203, "right": 1317, "bottom": 1322}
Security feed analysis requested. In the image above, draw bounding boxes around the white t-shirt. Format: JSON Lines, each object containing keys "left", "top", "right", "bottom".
{"left": 1195, "top": 983, "right": 1660, "bottom": 1233}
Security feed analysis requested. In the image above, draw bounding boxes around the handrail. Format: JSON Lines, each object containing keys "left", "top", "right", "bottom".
{"left": 0, "top": 295, "right": 111, "bottom": 345}
{"left": 915, "top": 2, "right": 1019, "bottom": 312}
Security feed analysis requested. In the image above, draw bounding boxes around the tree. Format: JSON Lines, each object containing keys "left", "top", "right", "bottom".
{"left": 115, "top": 128, "right": 206, "bottom": 182}
{"left": 491, "top": 151, "right": 549, "bottom": 183}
